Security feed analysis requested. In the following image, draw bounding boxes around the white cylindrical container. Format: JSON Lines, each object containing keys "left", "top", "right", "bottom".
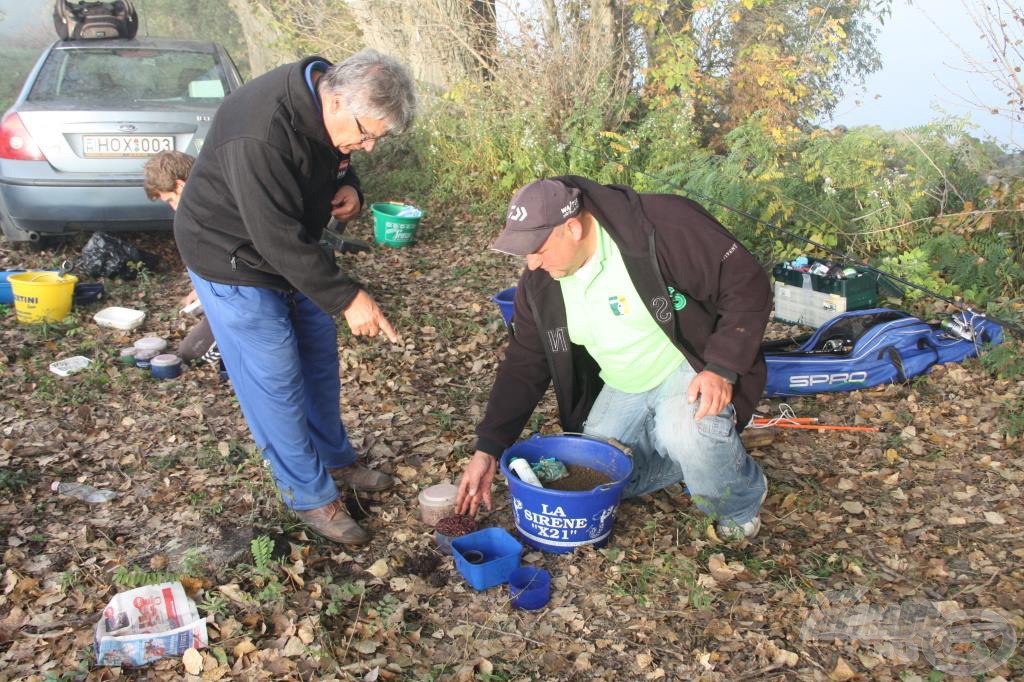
{"left": 508, "top": 457, "right": 543, "bottom": 488}
{"left": 418, "top": 482, "right": 458, "bottom": 526}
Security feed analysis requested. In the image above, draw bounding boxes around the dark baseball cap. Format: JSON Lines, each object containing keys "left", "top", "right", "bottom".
{"left": 491, "top": 179, "right": 583, "bottom": 256}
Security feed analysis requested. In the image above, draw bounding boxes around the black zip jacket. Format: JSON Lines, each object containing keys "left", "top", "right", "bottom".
{"left": 174, "top": 57, "right": 363, "bottom": 315}
{"left": 474, "top": 177, "right": 772, "bottom": 457}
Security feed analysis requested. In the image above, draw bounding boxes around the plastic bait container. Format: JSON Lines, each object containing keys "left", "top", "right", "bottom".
{"left": 134, "top": 336, "right": 168, "bottom": 354}
{"left": 134, "top": 349, "right": 158, "bottom": 369}
{"left": 451, "top": 527, "right": 523, "bottom": 591}
{"left": 94, "top": 306, "right": 146, "bottom": 330}
{"left": 418, "top": 482, "right": 458, "bottom": 526}
{"left": 150, "top": 354, "right": 182, "bottom": 380}
{"left": 508, "top": 566, "right": 551, "bottom": 610}
{"left": 118, "top": 347, "right": 137, "bottom": 365}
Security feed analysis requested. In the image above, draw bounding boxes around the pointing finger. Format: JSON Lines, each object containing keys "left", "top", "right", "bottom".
{"left": 379, "top": 316, "right": 399, "bottom": 344}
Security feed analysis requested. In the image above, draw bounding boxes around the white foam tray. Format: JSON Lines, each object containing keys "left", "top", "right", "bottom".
{"left": 94, "top": 306, "right": 146, "bottom": 331}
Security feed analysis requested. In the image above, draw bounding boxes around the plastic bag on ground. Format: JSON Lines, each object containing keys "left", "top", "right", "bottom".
{"left": 78, "top": 232, "right": 159, "bottom": 279}
{"left": 94, "top": 581, "right": 207, "bottom": 667}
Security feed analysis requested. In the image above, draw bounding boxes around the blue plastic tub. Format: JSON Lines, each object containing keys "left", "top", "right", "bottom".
{"left": 491, "top": 287, "right": 516, "bottom": 328}
{"left": 500, "top": 434, "right": 632, "bottom": 554}
{"left": 451, "top": 527, "right": 522, "bottom": 590}
{"left": 508, "top": 566, "right": 551, "bottom": 610}
{"left": 0, "top": 271, "right": 27, "bottom": 305}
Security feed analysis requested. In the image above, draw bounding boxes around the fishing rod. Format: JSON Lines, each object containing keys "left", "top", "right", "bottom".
{"left": 564, "top": 142, "right": 1024, "bottom": 339}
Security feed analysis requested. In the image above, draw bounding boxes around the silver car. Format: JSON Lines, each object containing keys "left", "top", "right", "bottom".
{"left": 0, "top": 38, "right": 243, "bottom": 243}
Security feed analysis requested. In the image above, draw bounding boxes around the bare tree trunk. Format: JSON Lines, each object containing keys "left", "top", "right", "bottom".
{"left": 542, "top": 0, "right": 561, "bottom": 52}
{"left": 228, "top": 0, "right": 297, "bottom": 76}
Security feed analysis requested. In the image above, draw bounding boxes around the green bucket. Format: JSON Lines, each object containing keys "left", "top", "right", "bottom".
{"left": 370, "top": 202, "right": 422, "bottom": 247}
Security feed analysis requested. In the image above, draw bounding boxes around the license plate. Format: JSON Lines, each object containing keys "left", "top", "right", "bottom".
{"left": 82, "top": 135, "right": 173, "bottom": 158}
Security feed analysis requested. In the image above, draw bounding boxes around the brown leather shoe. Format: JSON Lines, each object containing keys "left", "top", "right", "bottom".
{"left": 329, "top": 463, "right": 395, "bottom": 492}
{"left": 295, "top": 499, "right": 370, "bottom": 545}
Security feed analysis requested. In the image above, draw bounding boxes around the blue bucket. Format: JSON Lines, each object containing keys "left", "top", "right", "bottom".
{"left": 500, "top": 434, "right": 632, "bottom": 554}
{"left": 1, "top": 271, "right": 27, "bottom": 305}
{"left": 491, "top": 287, "right": 516, "bottom": 327}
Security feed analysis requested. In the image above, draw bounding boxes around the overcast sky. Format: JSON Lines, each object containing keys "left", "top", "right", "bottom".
{"left": 830, "top": 0, "right": 1018, "bottom": 150}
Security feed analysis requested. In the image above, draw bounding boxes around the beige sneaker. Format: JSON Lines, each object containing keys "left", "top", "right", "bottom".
{"left": 329, "top": 463, "right": 395, "bottom": 492}
{"left": 295, "top": 499, "right": 370, "bottom": 545}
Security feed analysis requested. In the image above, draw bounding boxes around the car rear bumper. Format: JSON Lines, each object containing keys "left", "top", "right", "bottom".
{"left": 0, "top": 177, "right": 173, "bottom": 235}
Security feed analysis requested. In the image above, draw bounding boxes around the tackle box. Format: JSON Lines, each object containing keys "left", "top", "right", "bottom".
{"left": 772, "top": 261, "right": 881, "bottom": 328}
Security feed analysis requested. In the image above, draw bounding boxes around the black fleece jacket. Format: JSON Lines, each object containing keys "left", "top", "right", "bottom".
{"left": 174, "top": 57, "right": 363, "bottom": 315}
{"left": 474, "top": 177, "right": 772, "bottom": 457}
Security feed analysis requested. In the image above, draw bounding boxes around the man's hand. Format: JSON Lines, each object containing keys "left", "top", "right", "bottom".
{"left": 180, "top": 289, "right": 198, "bottom": 308}
{"left": 456, "top": 450, "right": 498, "bottom": 516}
{"left": 331, "top": 185, "right": 361, "bottom": 222}
{"left": 687, "top": 370, "right": 733, "bottom": 420}
{"left": 343, "top": 290, "right": 399, "bottom": 343}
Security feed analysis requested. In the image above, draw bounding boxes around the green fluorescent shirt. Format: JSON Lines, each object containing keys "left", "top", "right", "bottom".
{"left": 559, "top": 223, "right": 684, "bottom": 393}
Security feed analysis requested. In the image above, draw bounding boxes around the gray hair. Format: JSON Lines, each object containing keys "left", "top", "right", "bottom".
{"left": 320, "top": 49, "right": 417, "bottom": 134}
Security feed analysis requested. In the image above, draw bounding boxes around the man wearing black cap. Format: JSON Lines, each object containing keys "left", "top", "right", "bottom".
{"left": 456, "top": 177, "right": 772, "bottom": 540}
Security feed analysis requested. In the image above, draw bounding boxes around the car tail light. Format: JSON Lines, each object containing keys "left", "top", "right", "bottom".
{"left": 0, "top": 113, "right": 45, "bottom": 161}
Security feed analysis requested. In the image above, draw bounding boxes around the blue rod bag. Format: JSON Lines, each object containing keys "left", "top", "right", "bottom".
{"left": 763, "top": 308, "right": 1004, "bottom": 397}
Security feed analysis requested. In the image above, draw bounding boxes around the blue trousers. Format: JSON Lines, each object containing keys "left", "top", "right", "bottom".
{"left": 188, "top": 270, "right": 357, "bottom": 510}
{"left": 583, "top": 362, "right": 766, "bottom": 525}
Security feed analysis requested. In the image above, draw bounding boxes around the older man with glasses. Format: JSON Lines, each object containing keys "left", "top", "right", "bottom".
{"left": 174, "top": 50, "right": 417, "bottom": 545}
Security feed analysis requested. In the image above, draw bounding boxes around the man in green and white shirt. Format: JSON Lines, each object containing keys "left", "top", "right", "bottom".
{"left": 458, "top": 178, "right": 771, "bottom": 541}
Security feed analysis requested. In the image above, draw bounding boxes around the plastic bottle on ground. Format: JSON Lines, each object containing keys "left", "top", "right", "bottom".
{"left": 51, "top": 481, "right": 117, "bottom": 503}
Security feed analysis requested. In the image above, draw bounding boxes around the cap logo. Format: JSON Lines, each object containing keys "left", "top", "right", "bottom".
{"left": 508, "top": 205, "right": 528, "bottom": 222}
{"left": 560, "top": 197, "right": 580, "bottom": 218}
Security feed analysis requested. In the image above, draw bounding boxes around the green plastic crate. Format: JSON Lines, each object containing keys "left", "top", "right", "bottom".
{"left": 772, "top": 260, "right": 879, "bottom": 311}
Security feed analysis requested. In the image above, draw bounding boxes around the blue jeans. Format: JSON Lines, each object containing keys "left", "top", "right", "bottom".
{"left": 583, "top": 362, "right": 766, "bottom": 525}
{"left": 189, "top": 271, "right": 357, "bottom": 510}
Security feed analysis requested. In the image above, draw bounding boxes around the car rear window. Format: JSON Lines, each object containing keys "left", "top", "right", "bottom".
{"left": 28, "top": 48, "right": 229, "bottom": 106}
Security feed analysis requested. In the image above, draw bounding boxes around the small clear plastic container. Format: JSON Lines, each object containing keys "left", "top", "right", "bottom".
{"left": 418, "top": 482, "right": 458, "bottom": 526}
{"left": 118, "top": 347, "right": 137, "bottom": 365}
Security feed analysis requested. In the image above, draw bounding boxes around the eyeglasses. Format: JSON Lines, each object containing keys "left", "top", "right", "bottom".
{"left": 353, "top": 115, "right": 387, "bottom": 144}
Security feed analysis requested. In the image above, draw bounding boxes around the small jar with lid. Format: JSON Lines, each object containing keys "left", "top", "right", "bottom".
{"left": 134, "top": 348, "right": 158, "bottom": 369}
{"left": 118, "top": 347, "right": 137, "bottom": 365}
{"left": 151, "top": 354, "right": 182, "bottom": 379}
{"left": 418, "top": 482, "right": 458, "bottom": 526}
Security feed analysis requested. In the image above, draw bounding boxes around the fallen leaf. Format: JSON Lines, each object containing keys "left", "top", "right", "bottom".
{"left": 281, "top": 636, "right": 305, "bottom": 657}
{"left": 217, "top": 583, "right": 251, "bottom": 604}
{"left": 354, "top": 639, "right": 378, "bottom": 654}
{"left": 984, "top": 511, "right": 1006, "bottom": 525}
{"left": 829, "top": 656, "right": 856, "bottom": 681}
{"left": 233, "top": 639, "right": 256, "bottom": 659}
{"left": 183, "top": 647, "right": 203, "bottom": 675}
{"left": 841, "top": 501, "right": 864, "bottom": 515}
{"left": 708, "top": 553, "right": 738, "bottom": 583}
{"left": 366, "top": 559, "right": 389, "bottom": 578}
